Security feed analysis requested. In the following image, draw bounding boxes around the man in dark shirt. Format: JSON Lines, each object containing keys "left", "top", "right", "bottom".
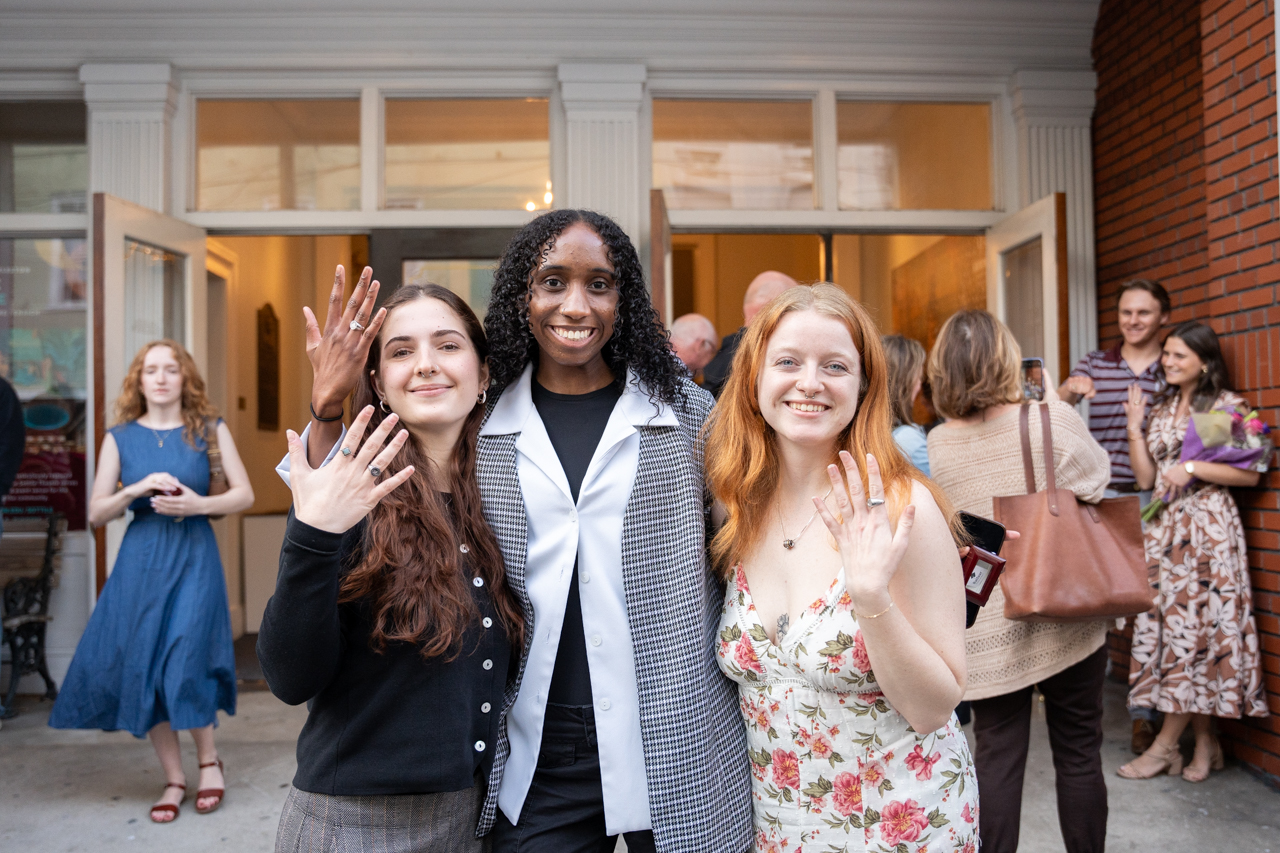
{"left": 0, "top": 376, "right": 26, "bottom": 537}
{"left": 701, "top": 270, "right": 797, "bottom": 398}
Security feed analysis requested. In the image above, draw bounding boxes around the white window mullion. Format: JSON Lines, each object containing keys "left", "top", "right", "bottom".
{"left": 814, "top": 89, "right": 838, "bottom": 212}
{"left": 360, "top": 86, "right": 381, "bottom": 212}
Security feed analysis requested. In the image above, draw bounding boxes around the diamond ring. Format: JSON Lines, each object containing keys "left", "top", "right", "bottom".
{"left": 349, "top": 319, "right": 365, "bottom": 332}
{"left": 866, "top": 497, "right": 886, "bottom": 509}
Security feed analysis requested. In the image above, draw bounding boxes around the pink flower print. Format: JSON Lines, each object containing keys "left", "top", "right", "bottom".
{"left": 960, "top": 840, "right": 977, "bottom": 853}
{"left": 879, "top": 799, "right": 930, "bottom": 846}
{"left": 734, "top": 635, "right": 764, "bottom": 675}
{"left": 831, "top": 771, "right": 863, "bottom": 815}
{"left": 735, "top": 565, "right": 750, "bottom": 593}
{"left": 861, "top": 760, "right": 887, "bottom": 788}
{"left": 850, "top": 630, "right": 872, "bottom": 673}
{"left": 962, "top": 802, "right": 975, "bottom": 824}
{"left": 809, "top": 732, "right": 834, "bottom": 760}
{"left": 904, "top": 744, "right": 941, "bottom": 780}
{"left": 771, "top": 748, "right": 801, "bottom": 791}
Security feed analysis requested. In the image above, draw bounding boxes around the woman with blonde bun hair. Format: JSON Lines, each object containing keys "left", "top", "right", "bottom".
{"left": 706, "top": 284, "right": 977, "bottom": 853}
{"left": 51, "top": 340, "right": 255, "bottom": 824}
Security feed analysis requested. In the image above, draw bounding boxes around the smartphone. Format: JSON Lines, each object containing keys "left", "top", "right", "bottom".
{"left": 958, "top": 511, "right": 1008, "bottom": 627}
{"left": 1022, "top": 357, "right": 1045, "bottom": 401}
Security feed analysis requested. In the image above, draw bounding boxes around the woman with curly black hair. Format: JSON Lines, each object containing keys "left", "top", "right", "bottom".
{"left": 288, "top": 211, "right": 751, "bottom": 853}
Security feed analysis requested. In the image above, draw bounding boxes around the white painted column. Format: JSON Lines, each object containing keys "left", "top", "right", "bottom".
{"left": 557, "top": 63, "right": 647, "bottom": 245}
{"left": 79, "top": 63, "right": 177, "bottom": 214}
{"left": 1010, "top": 69, "right": 1098, "bottom": 368}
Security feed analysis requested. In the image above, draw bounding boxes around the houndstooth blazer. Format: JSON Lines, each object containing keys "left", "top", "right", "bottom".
{"left": 475, "top": 376, "right": 752, "bottom": 853}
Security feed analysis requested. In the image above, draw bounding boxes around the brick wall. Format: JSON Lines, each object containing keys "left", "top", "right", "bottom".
{"left": 1093, "top": 0, "right": 1280, "bottom": 783}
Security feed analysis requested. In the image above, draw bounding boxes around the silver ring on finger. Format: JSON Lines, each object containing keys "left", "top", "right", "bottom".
{"left": 368, "top": 465, "right": 382, "bottom": 477}
{"left": 340, "top": 447, "right": 352, "bottom": 457}
{"left": 349, "top": 319, "right": 365, "bottom": 332}
{"left": 866, "top": 497, "right": 886, "bottom": 508}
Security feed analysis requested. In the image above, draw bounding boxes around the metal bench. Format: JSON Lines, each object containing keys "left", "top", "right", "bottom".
{"left": 0, "top": 514, "right": 63, "bottom": 718}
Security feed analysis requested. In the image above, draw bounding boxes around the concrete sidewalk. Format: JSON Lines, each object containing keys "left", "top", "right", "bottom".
{"left": 0, "top": 681, "right": 1275, "bottom": 852}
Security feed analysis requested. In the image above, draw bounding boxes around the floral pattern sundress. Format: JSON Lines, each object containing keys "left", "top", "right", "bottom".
{"left": 1127, "top": 390, "right": 1270, "bottom": 719}
{"left": 717, "top": 565, "right": 979, "bottom": 853}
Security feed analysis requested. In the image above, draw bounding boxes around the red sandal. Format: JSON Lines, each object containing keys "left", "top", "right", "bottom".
{"left": 149, "top": 782, "right": 186, "bottom": 823}
{"left": 195, "top": 759, "right": 225, "bottom": 814}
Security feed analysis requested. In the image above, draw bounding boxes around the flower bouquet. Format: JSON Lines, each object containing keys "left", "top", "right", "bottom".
{"left": 1141, "top": 405, "right": 1273, "bottom": 522}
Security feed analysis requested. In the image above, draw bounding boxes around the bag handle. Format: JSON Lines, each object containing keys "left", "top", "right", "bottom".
{"left": 1019, "top": 404, "right": 1036, "bottom": 494}
{"left": 1038, "top": 402, "right": 1059, "bottom": 516}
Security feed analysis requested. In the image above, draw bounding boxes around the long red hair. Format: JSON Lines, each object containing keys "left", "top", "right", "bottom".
{"left": 704, "top": 284, "right": 963, "bottom": 576}
{"left": 114, "top": 339, "right": 219, "bottom": 447}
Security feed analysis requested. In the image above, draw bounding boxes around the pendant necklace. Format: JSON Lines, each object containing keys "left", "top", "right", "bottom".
{"left": 778, "top": 486, "right": 833, "bottom": 550}
{"left": 148, "top": 426, "right": 178, "bottom": 448}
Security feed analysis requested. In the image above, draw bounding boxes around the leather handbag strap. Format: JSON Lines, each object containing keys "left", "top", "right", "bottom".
{"left": 1038, "top": 402, "right": 1060, "bottom": 516}
{"left": 1019, "top": 403, "right": 1036, "bottom": 494}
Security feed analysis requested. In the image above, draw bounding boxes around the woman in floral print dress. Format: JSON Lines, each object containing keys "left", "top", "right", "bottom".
{"left": 705, "top": 285, "right": 978, "bottom": 853}
{"left": 1120, "top": 322, "right": 1269, "bottom": 784}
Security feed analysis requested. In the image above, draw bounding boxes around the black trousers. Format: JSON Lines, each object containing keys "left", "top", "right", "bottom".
{"left": 491, "top": 704, "right": 657, "bottom": 853}
{"left": 971, "top": 645, "right": 1108, "bottom": 853}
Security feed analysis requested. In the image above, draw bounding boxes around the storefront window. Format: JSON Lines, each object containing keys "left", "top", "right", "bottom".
{"left": 836, "top": 101, "right": 992, "bottom": 210}
{"left": 385, "top": 99, "right": 551, "bottom": 211}
{"left": 0, "top": 236, "right": 89, "bottom": 529}
{"left": 0, "top": 102, "right": 88, "bottom": 214}
{"left": 653, "top": 100, "right": 814, "bottom": 210}
{"left": 403, "top": 259, "right": 496, "bottom": 317}
{"left": 195, "top": 100, "right": 360, "bottom": 211}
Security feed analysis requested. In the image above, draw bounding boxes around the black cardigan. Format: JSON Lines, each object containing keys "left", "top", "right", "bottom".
{"left": 257, "top": 511, "right": 511, "bottom": 796}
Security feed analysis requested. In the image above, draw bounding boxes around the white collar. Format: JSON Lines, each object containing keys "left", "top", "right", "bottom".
{"left": 480, "top": 363, "right": 678, "bottom": 436}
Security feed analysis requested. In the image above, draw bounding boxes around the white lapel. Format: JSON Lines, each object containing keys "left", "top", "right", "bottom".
{"left": 480, "top": 364, "right": 573, "bottom": 503}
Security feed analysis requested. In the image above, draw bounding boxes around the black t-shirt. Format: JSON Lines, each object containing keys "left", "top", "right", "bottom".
{"left": 530, "top": 377, "right": 623, "bottom": 706}
{"left": 0, "top": 377, "right": 24, "bottom": 498}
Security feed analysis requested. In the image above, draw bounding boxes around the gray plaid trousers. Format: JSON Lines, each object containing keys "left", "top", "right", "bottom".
{"left": 475, "top": 380, "right": 751, "bottom": 853}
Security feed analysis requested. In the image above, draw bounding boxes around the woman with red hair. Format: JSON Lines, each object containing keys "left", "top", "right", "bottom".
{"left": 705, "top": 284, "right": 977, "bottom": 853}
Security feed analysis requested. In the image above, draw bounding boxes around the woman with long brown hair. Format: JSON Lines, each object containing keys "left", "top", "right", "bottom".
{"left": 50, "top": 340, "right": 255, "bottom": 823}
{"left": 258, "top": 284, "right": 525, "bottom": 852}
{"left": 706, "top": 284, "right": 978, "bottom": 853}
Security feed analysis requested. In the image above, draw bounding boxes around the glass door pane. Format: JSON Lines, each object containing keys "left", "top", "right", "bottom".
{"left": 123, "top": 240, "right": 185, "bottom": 359}
{"left": 403, "top": 259, "right": 496, "bottom": 317}
{"left": 1002, "top": 236, "right": 1044, "bottom": 360}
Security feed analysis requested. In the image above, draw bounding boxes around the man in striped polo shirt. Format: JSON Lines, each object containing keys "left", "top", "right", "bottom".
{"left": 1057, "top": 277, "right": 1169, "bottom": 755}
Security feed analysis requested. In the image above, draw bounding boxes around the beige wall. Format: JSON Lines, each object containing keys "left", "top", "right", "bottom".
{"left": 214, "top": 235, "right": 358, "bottom": 515}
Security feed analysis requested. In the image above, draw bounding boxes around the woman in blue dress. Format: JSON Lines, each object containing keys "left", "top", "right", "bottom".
{"left": 49, "top": 339, "right": 255, "bottom": 823}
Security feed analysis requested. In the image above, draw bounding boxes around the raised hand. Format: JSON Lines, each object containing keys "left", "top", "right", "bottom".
{"left": 1122, "top": 383, "right": 1148, "bottom": 431}
{"left": 286, "top": 406, "right": 414, "bottom": 534}
{"left": 813, "top": 451, "right": 915, "bottom": 612}
{"left": 306, "top": 265, "right": 387, "bottom": 419}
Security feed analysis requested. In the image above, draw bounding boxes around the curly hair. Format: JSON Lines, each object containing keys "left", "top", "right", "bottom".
{"left": 114, "top": 339, "right": 219, "bottom": 447}
{"left": 484, "top": 209, "right": 683, "bottom": 405}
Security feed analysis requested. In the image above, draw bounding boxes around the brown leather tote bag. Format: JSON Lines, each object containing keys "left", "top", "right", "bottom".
{"left": 992, "top": 403, "right": 1152, "bottom": 622}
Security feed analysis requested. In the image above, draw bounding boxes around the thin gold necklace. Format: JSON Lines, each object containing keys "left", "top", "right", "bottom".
{"left": 778, "top": 486, "right": 833, "bottom": 550}
{"left": 146, "top": 425, "right": 179, "bottom": 447}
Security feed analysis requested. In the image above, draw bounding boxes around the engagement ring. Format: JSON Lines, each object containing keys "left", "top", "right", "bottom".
{"left": 349, "top": 319, "right": 365, "bottom": 331}
{"left": 866, "top": 497, "right": 886, "bottom": 508}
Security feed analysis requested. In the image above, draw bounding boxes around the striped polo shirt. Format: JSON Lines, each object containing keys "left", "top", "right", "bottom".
{"left": 1069, "top": 345, "right": 1164, "bottom": 484}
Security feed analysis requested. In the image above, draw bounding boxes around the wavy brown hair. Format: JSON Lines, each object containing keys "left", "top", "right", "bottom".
{"left": 338, "top": 284, "right": 524, "bottom": 659}
{"left": 704, "top": 284, "right": 964, "bottom": 577}
{"left": 882, "top": 334, "right": 927, "bottom": 428}
{"left": 927, "top": 310, "right": 1023, "bottom": 420}
{"left": 114, "top": 339, "right": 219, "bottom": 446}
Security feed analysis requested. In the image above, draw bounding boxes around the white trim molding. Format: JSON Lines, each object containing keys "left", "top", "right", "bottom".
{"left": 80, "top": 63, "right": 178, "bottom": 214}
{"left": 1010, "top": 68, "right": 1097, "bottom": 370}
{"left": 559, "top": 63, "right": 647, "bottom": 243}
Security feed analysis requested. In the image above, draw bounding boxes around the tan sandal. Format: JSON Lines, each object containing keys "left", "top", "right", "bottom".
{"left": 1117, "top": 741, "right": 1183, "bottom": 779}
{"left": 149, "top": 782, "right": 186, "bottom": 823}
{"left": 194, "top": 759, "right": 225, "bottom": 814}
{"left": 1182, "top": 738, "right": 1224, "bottom": 783}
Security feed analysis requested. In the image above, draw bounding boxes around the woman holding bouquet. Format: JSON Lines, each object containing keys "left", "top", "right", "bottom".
{"left": 1120, "top": 321, "right": 1270, "bottom": 782}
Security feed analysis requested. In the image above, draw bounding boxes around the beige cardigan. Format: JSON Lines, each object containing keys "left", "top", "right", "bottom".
{"left": 928, "top": 402, "right": 1111, "bottom": 700}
